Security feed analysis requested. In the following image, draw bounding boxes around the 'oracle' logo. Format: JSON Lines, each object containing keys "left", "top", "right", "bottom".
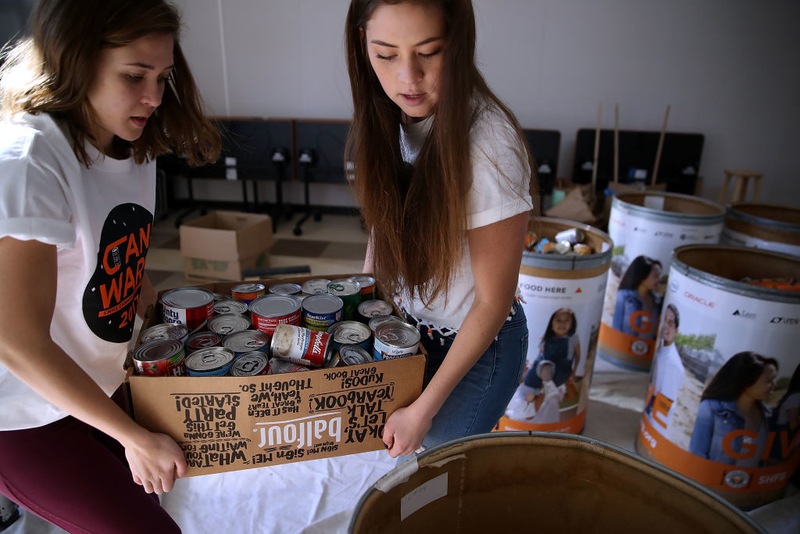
{"left": 683, "top": 291, "right": 715, "bottom": 308}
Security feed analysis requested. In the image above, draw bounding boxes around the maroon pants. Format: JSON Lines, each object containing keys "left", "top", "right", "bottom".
{"left": 0, "top": 391, "right": 181, "bottom": 534}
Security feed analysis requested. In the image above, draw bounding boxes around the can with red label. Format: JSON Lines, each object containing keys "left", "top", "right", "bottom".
{"left": 270, "top": 323, "right": 333, "bottom": 368}
{"left": 222, "top": 330, "right": 270, "bottom": 357}
{"left": 268, "top": 357, "right": 311, "bottom": 374}
{"left": 185, "top": 347, "right": 235, "bottom": 376}
{"left": 160, "top": 287, "right": 215, "bottom": 332}
{"left": 132, "top": 339, "right": 186, "bottom": 376}
{"left": 231, "top": 283, "right": 266, "bottom": 304}
{"left": 229, "top": 351, "right": 270, "bottom": 376}
{"left": 185, "top": 331, "right": 222, "bottom": 353}
{"left": 249, "top": 294, "right": 302, "bottom": 336}
{"left": 140, "top": 323, "right": 189, "bottom": 345}
{"left": 208, "top": 313, "right": 252, "bottom": 337}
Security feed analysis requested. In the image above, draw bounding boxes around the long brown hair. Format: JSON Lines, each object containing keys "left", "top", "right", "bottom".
{"left": 701, "top": 352, "right": 778, "bottom": 403}
{"left": 345, "top": 0, "right": 536, "bottom": 305}
{"left": 0, "top": 0, "right": 219, "bottom": 166}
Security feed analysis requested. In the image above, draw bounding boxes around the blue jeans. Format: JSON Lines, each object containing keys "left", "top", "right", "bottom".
{"left": 405, "top": 301, "right": 528, "bottom": 455}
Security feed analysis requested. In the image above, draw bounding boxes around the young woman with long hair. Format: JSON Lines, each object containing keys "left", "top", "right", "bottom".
{"left": 345, "top": 0, "right": 535, "bottom": 459}
{"left": 0, "top": 0, "right": 219, "bottom": 531}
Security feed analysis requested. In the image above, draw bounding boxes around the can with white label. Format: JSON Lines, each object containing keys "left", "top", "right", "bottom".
{"left": 373, "top": 322, "right": 420, "bottom": 361}
{"left": 720, "top": 202, "right": 800, "bottom": 257}
{"left": 185, "top": 346, "right": 235, "bottom": 376}
{"left": 270, "top": 323, "right": 333, "bottom": 368}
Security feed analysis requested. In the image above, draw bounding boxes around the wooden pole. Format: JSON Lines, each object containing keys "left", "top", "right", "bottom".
{"left": 592, "top": 103, "right": 602, "bottom": 191}
{"left": 614, "top": 103, "right": 619, "bottom": 183}
{"left": 651, "top": 104, "right": 671, "bottom": 186}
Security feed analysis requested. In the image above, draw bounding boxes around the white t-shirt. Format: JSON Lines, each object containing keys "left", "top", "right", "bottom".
{"left": 650, "top": 341, "right": 685, "bottom": 432}
{"left": 0, "top": 113, "right": 155, "bottom": 430}
{"left": 778, "top": 392, "right": 800, "bottom": 426}
{"left": 396, "top": 102, "right": 533, "bottom": 330}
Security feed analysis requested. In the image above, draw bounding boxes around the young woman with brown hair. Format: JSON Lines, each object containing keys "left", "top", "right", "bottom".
{"left": 0, "top": 0, "right": 219, "bottom": 531}
{"left": 345, "top": 0, "right": 535, "bottom": 459}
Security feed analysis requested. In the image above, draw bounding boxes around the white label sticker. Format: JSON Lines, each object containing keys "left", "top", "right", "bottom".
{"left": 225, "top": 157, "right": 237, "bottom": 166}
{"left": 400, "top": 473, "right": 448, "bottom": 521}
{"left": 226, "top": 168, "right": 238, "bottom": 180}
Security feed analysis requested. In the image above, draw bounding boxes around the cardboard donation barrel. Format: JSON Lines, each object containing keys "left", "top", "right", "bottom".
{"left": 720, "top": 202, "right": 800, "bottom": 257}
{"left": 637, "top": 245, "right": 800, "bottom": 509}
{"left": 598, "top": 192, "right": 725, "bottom": 371}
{"left": 499, "top": 218, "right": 612, "bottom": 434}
{"left": 349, "top": 432, "right": 765, "bottom": 534}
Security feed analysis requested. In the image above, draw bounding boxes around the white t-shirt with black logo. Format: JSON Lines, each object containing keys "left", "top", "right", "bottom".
{"left": 0, "top": 113, "right": 155, "bottom": 430}
{"left": 397, "top": 102, "right": 533, "bottom": 330}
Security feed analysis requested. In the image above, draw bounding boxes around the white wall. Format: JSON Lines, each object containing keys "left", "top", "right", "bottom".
{"left": 173, "top": 0, "right": 800, "bottom": 207}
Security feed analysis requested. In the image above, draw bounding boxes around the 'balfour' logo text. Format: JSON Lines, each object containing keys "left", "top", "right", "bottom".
{"left": 254, "top": 412, "right": 342, "bottom": 449}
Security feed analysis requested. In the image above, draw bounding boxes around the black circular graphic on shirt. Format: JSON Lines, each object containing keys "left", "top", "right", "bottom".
{"left": 82, "top": 203, "right": 153, "bottom": 343}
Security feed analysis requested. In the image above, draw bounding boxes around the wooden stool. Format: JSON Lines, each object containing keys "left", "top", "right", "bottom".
{"left": 718, "top": 169, "right": 764, "bottom": 204}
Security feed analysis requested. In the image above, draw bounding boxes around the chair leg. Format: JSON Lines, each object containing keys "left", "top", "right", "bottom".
{"left": 718, "top": 174, "right": 731, "bottom": 204}
{"left": 732, "top": 176, "right": 747, "bottom": 203}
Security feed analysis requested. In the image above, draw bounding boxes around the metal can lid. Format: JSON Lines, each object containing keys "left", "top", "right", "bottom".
{"left": 350, "top": 275, "right": 375, "bottom": 288}
{"left": 185, "top": 347, "right": 235, "bottom": 372}
{"left": 140, "top": 323, "right": 189, "bottom": 344}
{"left": 186, "top": 331, "right": 222, "bottom": 350}
{"left": 357, "top": 299, "right": 393, "bottom": 318}
{"left": 214, "top": 299, "right": 249, "bottom": 315}
{"left": 269, "top": 283, "right": 302, "bottom": 296}
{"left": 328, "top": 320, "right": 372, "bottom": 344}
{"left": 339, "top": 344, "right": 374, "bottom": 365}
{"left": 375, "top": 321, "right": 420, "bottom": 348}
{"left": 302, "top": 293, "right": 344, "bottom": 315}
{"left": 232, "top": 283, "right": 266, "bottom": 294}
{"left": 133, "top": 339, "right": 184, "bottom": 362}
{"left": 222, "top": 330, "right": 269, "bottom": 353}
{"left": 230, "top": 352, "right": 270, "bottom": 376}
{"left": 301, "top": 279, "right": 331, "bottom": 295}
{"left": 327, "top": 278, "right": 361, "bottom": 297}
{"left": 208, "top": 313, "right": 252, "bottom": 335}
{"left": 249, "top": 294, "right": 302, "bottom": 318}
{"left": 161, "top": 287, "right": 214, "bottom": 309}
{"left": 213, "top": 292, "right": 230, "bottom": 302}
{"left": 368, "top": 314, "right": 407, "bottom": 332}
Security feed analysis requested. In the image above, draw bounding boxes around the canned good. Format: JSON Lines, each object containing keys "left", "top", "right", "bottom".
{"left": 229, "top": 351, "right": 270, "bottom": 376}
{"left": 368, "top": 314, "right": 407, "bottom": 333}
{"left": 231, "top": 283, "right": 266, "bottom": 304}
{"left": 208, "top": 313, "right": 252, "bottom": 337}
{"left": 222, "top": 330, "right": 270, "bottom": 356}
{"left": 373, "top": 321, "right": 420, "bottom": 361}
{"left": 270, "top": 324, "right": 333, "bottom": 368}
{"left": 185, "top": 331, "right": 222, "bottom": 353}
{"left": 555, "top": 228, "right": 585, "bottom": 245}
{"left": 302, "top": 294, "right": 344, "bottom": 331}
{"left": 350, "top": 275, "right": 376, "bottom": 300}
{"left": 268, "top": 357, "right": 310, "bottom": 375}
{"left": 212, "top": 292, "right": 229, "bottom": 302}
{"left": 214, "top": 298, "right": 249, "bottom": 316}
{"left": 185, "top": 347, "right": 235, "bottom": 376}
{"left": 327, "top": 278, "right": 361, "bottom": 321}
{"left": 301, "top": 278, "right": 331, "bottom": 296}
{"left": 328, "top": 320, "right": 373, "bottom": 353}
{"left": 140, "top": 323, "right": 189, "bottom": 344}
{"left": 357, "top": 299, "right": 393, "bottom": 323}
{"left": 269, "top": 282, "right": 302, "bottom": 296}
{"left": 132, "top": 339, "right": 186, "bottom": 377}
{"left": 249, "top": 294, "right": 302, "bottom": 335}
{"left": 339, "top": 344, "right": 375, "bottom": 366}
{"left": 160, "top": 287, "right": 215, "bottom": 332}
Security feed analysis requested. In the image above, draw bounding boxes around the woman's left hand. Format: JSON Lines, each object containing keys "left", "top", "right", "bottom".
{"left": 382, "top": 405, "right": 432, "bottom": 458}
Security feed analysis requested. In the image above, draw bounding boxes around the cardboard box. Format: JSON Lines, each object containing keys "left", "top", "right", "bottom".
{"left": 125, "top": 276, "right": 425, "bottom": 477}
{"left": 180, "top": 211, "right": 274, "bottom": 282}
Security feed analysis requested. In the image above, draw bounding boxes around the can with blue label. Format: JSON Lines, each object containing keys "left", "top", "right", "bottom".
{"left": 302, "top": 293, "right": 344, "bottom": 331}
{"left": 185, "top": 347, "right": 235, "bottom": 376}
{"left": 328, "top": 320, "right": 372, "bottom": 354}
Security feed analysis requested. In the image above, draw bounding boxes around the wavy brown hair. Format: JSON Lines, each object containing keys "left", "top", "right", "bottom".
{"left": 345, "top": 0, "right": 536, "bottom": 305}
{"left": 0, "top": 0, "right": 219, "bottom": 167}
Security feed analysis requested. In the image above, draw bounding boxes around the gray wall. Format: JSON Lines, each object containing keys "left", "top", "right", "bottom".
{"left": 174, "top": 0, "right": 799, "bottom": 207}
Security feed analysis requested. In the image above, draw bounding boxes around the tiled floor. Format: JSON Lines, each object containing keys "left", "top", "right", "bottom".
{"left": 145, "top": 209, "right": 368, "bottom": 293}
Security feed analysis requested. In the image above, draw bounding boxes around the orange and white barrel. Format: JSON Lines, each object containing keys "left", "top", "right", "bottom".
{"left": 598, "top": 192, "right": 725, "bottom": 371}
{"left": 498, "top": 218, "right": 611, "bottom": 434}
{"left": 637, "top": 245, "right": 800, "bottom": 509}
{"left": 720, "top": 202, "right": 800, "bottom": 257}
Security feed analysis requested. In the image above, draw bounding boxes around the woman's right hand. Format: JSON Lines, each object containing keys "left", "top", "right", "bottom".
{"left": 124, "top": 428, "right": 188, "bottom": 494}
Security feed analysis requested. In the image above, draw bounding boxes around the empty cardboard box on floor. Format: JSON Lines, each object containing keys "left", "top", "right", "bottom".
{"left": 125, "top": 276, "right": 425, "bottom": 477}
{"left": 180, "top": 211, "right": 274, "bottom": 281}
